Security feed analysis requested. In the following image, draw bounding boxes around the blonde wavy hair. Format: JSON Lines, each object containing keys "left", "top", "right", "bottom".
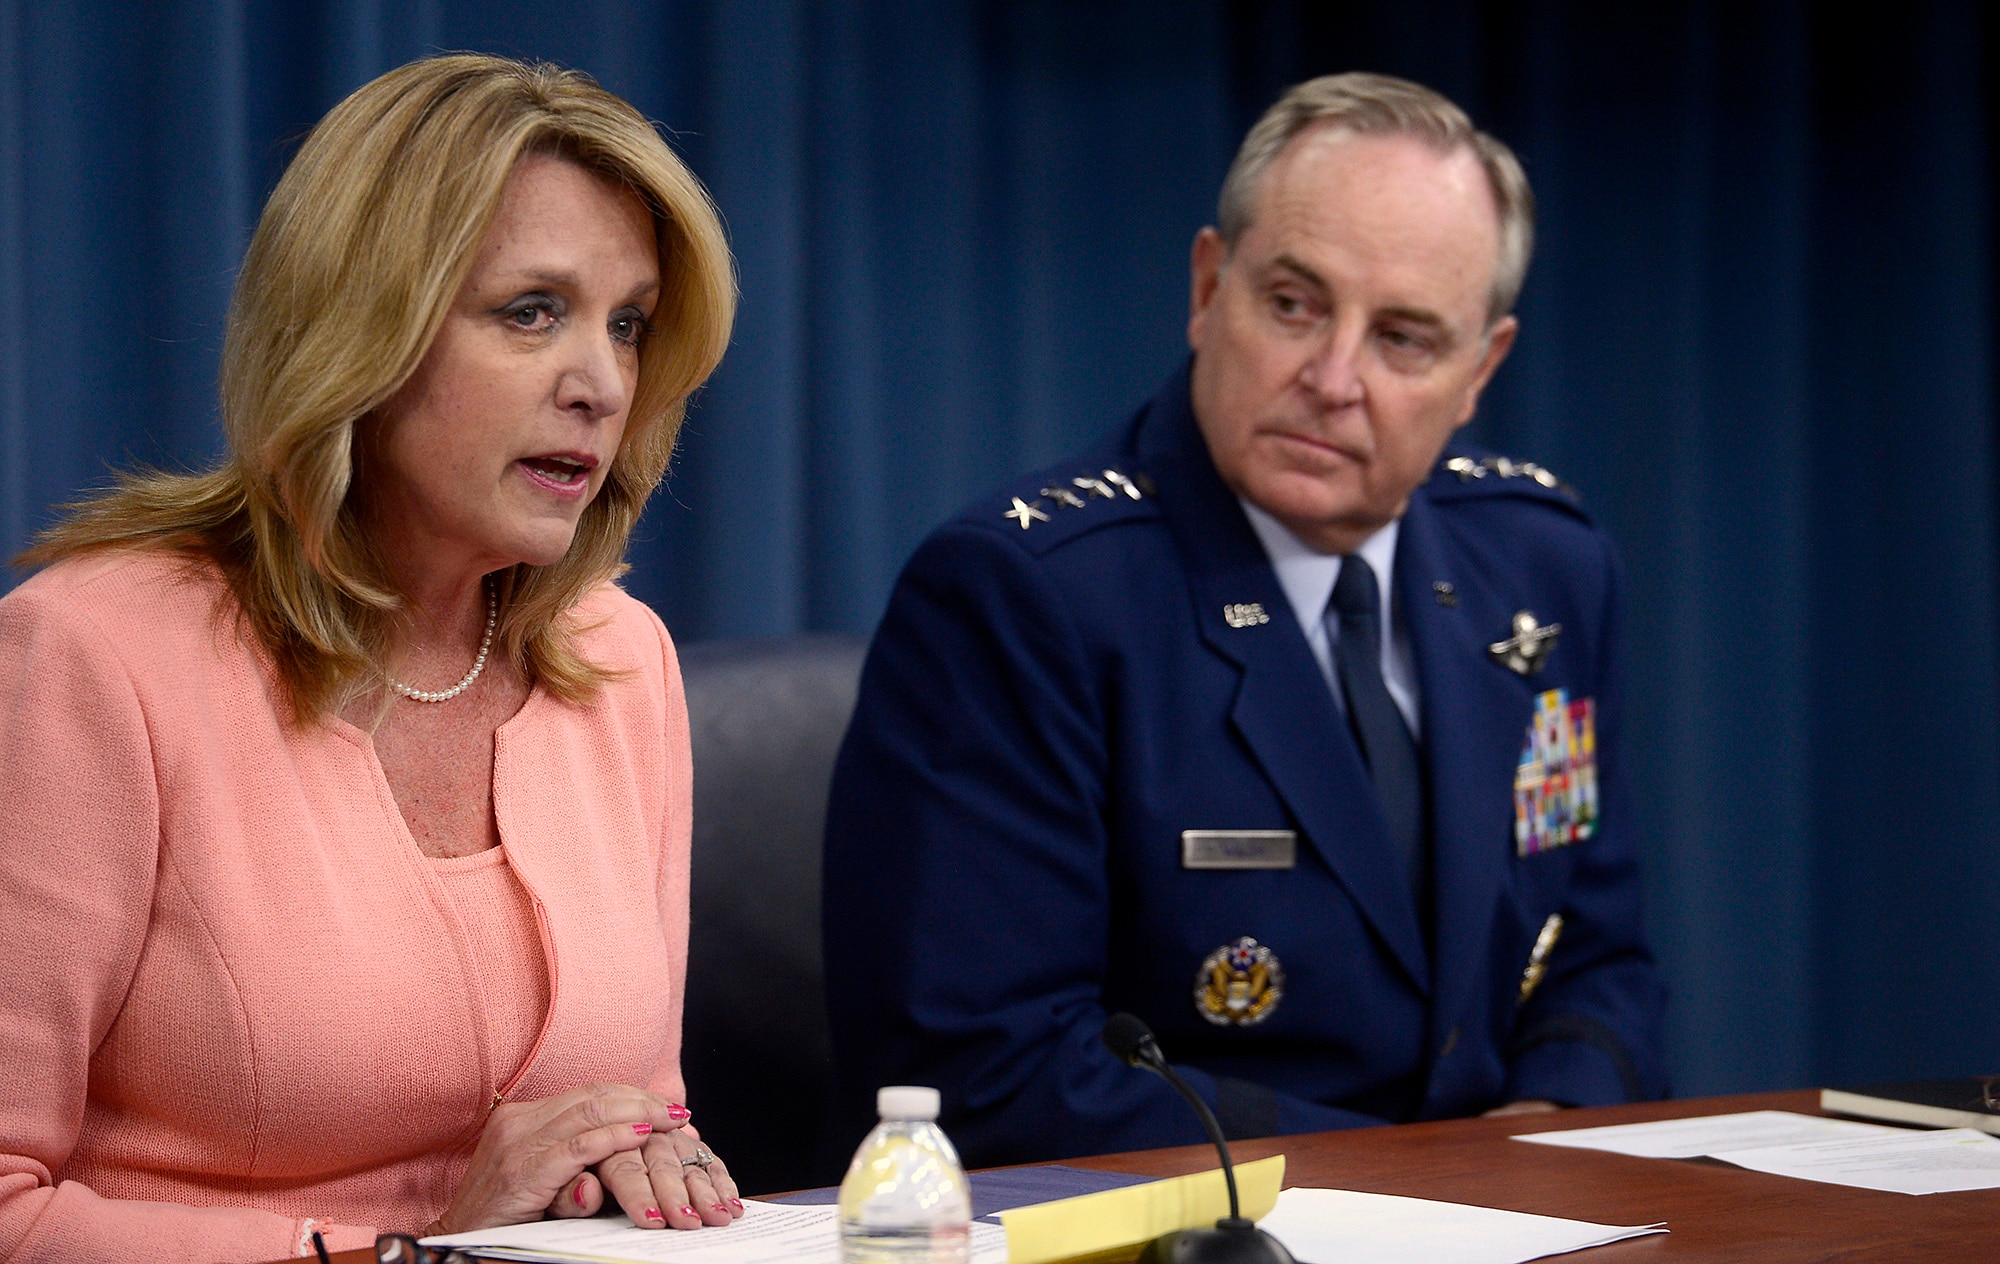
{"left": 21, "top": 54, "right": 736, "bottom": 719}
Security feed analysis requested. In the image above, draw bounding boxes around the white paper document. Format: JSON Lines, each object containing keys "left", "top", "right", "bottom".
{"left": 1258, "top": 1187, "right": 1665, "bottom": 1264}
{"left": 1710, "top": 1127, "right": 2000, "bottom": 1195}
{"left": 1510, "top": 1109, "right": 1905, "bottom": 1159}
{"left": 425, "top": 1200, "right": 1008, "bottom": 1264}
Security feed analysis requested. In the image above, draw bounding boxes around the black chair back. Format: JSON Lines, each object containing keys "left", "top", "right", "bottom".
{"left": 678, "top": 633, "right": 867, "bottom": 1195}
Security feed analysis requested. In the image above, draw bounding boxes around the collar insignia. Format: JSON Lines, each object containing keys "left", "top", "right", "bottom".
{"left": 1222, "top": 602, "right": 1270, "bottom": 629}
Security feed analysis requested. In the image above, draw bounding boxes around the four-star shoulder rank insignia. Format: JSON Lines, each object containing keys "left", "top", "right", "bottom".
{"left": 999, "top": 467, "right": 1151, "bottom": 529}
{"left": 1444, "top": 454, "right": 1565, "bottom": 489}
{"left": 1489, "top": 610, "right": 1561, "bottom": 675}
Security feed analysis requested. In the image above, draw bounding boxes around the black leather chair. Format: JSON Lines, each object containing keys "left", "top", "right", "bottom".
{"left": 678, "top": 633, "right": 867, "bottom": 1195}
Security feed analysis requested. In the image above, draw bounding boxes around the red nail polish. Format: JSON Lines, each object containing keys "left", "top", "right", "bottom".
{"left": 645, "top": 1208, "right": 664, "bottom": 1224}
{"left": 573, "top": 1184, "right": 587, "bottom": 1209}
{"left": 633, "top": 1123, "right": 653, "bottom": 1136}
{"left": 666, "top": 1103, "right": 691, "bottom": 1121}
{"left": 730, "top": 1198, "right": 744, "bottom": 1210}
{"left": 712, "top": 1203, "right": 729, "bottom": 1213}
{"left": 680, "top": 1205, "right": 695, "bottom": 1218}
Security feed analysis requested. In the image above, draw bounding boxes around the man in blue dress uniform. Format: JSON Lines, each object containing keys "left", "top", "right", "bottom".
{"left": 822, "top": 73, "right": 1668, "bottom": 1165}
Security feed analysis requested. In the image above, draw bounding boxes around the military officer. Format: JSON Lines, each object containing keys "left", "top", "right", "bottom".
{"left": 822, "top": 72, "right": 1668, "bottom": 1165}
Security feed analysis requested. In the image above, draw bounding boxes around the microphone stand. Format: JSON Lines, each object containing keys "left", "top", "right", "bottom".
{"left": 1103, "top": 1014, "right": 1297, "bottom": 1264}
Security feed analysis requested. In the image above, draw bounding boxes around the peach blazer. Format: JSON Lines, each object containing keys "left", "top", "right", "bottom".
{"left": 0, "top": 551, "right": 694, "bottom": 1263}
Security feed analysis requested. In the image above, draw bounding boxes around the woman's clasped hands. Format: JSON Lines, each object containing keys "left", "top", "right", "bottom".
{"left": 426, "top": 1083, "right": 743, "bottom": 1236}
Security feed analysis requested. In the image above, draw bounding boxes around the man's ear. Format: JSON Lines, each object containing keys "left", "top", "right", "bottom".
{"left": 1455, "top": 314, "right": 1519, "bottom": 425}
{"left": 1187, "top": 227, "right": 1227, "bottom": 350}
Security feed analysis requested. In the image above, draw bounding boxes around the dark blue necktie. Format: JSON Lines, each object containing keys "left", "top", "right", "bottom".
{"left": 1327, "top": 556, "right": 1427, "bottom": 911}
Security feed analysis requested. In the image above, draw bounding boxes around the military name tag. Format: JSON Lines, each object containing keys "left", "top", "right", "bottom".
{"left": 1514, "top": 688, "right": 1599, "bottom": 855}
{"left": 1181, "top": 830, "right": 1296, "bottom": 870}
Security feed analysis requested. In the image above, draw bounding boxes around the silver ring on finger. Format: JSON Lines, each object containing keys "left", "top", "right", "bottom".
{"left": 680, "top": 1146, "right": 714, "bottom": 1170}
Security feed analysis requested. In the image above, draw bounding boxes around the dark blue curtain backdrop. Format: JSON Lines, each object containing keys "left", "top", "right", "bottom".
{"left": 1, "top": 0, "right": 1995, "bottom": 1098}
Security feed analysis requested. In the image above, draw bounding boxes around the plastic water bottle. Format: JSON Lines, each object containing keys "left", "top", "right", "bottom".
{"left": 838, "top": 1085, "right": 972, "bottom": 1264}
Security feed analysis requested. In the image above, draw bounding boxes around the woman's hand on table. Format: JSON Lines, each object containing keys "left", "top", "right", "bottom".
{"left": 427, "top": 1083, "right": 692, "bottom": 1235}
{"left": 554, "top": 1121, "right": 743, "bottom": 1229}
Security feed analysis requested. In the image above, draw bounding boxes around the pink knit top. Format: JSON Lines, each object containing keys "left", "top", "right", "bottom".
{"left": 0, "top": 551, "right": 695, "bottom": 1264}
{"left": 430, "top": 852, "right": 551, "bottom": 1089}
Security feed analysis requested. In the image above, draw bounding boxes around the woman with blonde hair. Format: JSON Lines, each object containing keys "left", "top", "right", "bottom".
{"left": 0, "top": 54, "right": 743, "bottom": 1261}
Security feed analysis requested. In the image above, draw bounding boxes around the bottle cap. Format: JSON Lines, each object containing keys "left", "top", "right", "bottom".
{"left": 876, "top": 1085, "right": 941, "bottom": 1121}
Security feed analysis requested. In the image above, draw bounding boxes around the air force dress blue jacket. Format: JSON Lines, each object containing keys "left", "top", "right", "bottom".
{"left": 822, "top": 367, "right": 1668, "bottom": 1166}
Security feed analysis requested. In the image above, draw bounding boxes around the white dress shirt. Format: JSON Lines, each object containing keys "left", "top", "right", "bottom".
{"left": 1240, "top": 499, "right": 1423, "bottom": 739}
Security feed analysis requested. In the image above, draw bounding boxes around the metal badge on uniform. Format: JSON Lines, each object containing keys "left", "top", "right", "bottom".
{"left": 1489, "top": 610, "right": 1560, "bottom": 675}
{"left": 1513, "top": 688, "right": 1598, "bottom": 855}
{"left": 1181, "top": 829, "right": 1296, "bottom": 870}
{"left": 1194, "top": 936, "right": 1284, "bottom": 1026}
{"left": 1517, "top": 913, "right": 1565, "bottom": 1005}
{"left": 1003, "top": 496, "right": 1050, "bottom": 529}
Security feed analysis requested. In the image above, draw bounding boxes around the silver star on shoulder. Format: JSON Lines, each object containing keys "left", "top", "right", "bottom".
{"left": 1004, "top": 496, "right": 1051, "bottom": 529}
{"left": 1100, "top": 469, "right": 1145, "bottom": 500}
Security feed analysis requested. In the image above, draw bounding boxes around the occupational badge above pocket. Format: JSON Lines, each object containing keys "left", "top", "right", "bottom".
{"left": 1194, "top": 936, "right": 1284, "bottom": 1026}
{"left": 1514, "top": 688, "right": 1598, "bottom": 856}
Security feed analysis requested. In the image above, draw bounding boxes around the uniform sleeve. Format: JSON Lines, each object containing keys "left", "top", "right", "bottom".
{"left": 645, "top": 607, "right": 693, "bottom": 1108}
{"left": 0, "top": 581, "right": 375, "bottom": 1264}
{"left": 1503, "top": 537, "right": 1670, "bottom": 1107}
{"left": 822, "top": 527, "right": 1381, "bottom": 1167}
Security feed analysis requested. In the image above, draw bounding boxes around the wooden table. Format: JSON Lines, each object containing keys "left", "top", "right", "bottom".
{"left": 1072, "top": 1089, "right": 1995, "bottom": 1260}
{"left": 291, "top": 1090, "right": 1996, "bottom": 1262}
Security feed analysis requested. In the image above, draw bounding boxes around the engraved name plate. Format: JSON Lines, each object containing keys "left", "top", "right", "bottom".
{"left": 1181, "top": 830, "right": 1297, "bottom": 870}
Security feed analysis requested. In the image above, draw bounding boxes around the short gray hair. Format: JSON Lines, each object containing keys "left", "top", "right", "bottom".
{"left": 1216, "top": 72, "right": 1534, "bottom": 325}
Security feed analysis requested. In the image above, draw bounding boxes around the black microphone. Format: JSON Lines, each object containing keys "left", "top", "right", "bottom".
{"left": 1102, "top": 1013, "right": 1296, "bottom": 1264}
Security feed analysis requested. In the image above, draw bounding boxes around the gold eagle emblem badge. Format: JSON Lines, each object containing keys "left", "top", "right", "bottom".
{"left": 1194, "top": 936, "right": 1285, "bottom": 1026}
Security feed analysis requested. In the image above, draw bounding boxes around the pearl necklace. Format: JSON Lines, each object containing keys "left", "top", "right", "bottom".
{"left": 387, "top": 585, "right": 498, "bottom": 704}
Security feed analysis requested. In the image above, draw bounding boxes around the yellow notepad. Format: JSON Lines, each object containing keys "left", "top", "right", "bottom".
{"left": 998, "top": 1154, "right": 1286, "bottom": 1264}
